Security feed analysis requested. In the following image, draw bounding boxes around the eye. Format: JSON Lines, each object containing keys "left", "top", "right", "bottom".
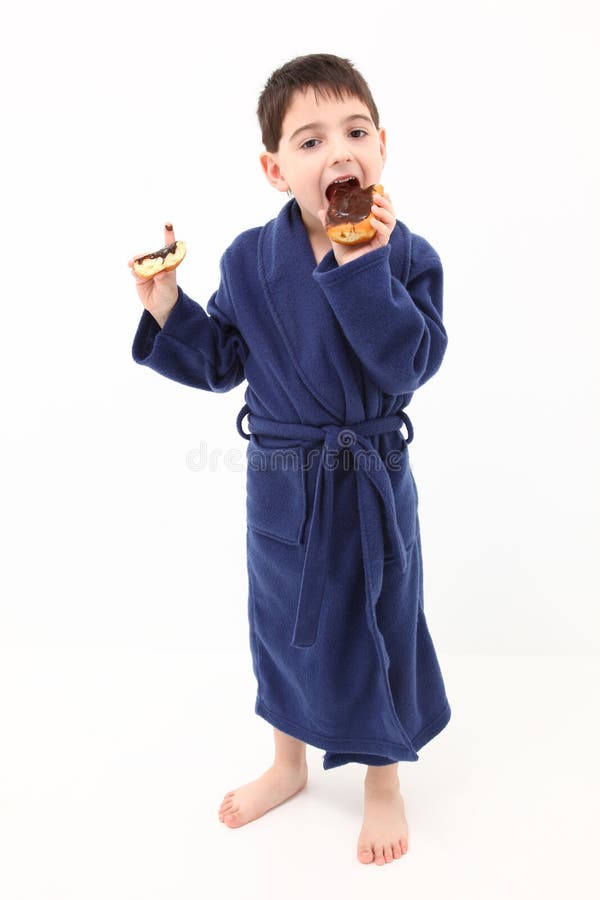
{"left": 349, "top": 128, "right": 368, "bottom": 139}
{"left": 300, "top": 138, "right": 320, "bottom": 150}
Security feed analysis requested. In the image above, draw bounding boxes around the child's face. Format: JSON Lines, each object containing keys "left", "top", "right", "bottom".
{"left": 260, "top": 88, "right": 386, "bottom": 237}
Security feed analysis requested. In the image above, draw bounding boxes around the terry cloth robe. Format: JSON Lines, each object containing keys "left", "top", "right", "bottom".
{"left": 132, "top": 198, "right": 451, "bottom": 769}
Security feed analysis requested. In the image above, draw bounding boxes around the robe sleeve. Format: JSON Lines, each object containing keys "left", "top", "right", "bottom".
{"left": 131, "top": 258, "right": 248, "bottom": 393}
{"left": 312, "top": 237, "right": 447, "bottom": 395}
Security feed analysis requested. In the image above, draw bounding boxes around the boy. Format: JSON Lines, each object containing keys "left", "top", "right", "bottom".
{"left": 130, "top": 53, "right": 451, "bottom": 866}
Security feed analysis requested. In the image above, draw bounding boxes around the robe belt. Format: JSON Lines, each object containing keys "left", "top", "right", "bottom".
{"left": 236, "top": 403, "right": 414, "bottom": 650}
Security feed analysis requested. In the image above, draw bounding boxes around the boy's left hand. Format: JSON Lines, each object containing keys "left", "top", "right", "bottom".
{"left": 318, "top": 190, "right": 396, "bottom": 266}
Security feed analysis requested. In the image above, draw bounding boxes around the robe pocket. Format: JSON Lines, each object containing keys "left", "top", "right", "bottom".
{"left": 246, "top": 443, "right": 307, "bottom": 545}
{"left": 384, "top": 451, "right": 418, "bottom": 562}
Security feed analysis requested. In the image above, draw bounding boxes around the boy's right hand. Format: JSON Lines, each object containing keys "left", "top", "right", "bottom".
{"left": 128, "top": 223, "right": 180, "bottom": 328}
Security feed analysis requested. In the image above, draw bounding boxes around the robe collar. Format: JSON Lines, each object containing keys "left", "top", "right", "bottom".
{"left": 262, "top": 198, "right": 411, "bottom": 279}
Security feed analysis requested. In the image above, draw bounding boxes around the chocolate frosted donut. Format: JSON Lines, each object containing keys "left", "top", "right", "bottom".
{"left": 133, "top": 240, "right": 187, "bottom": 279}
{"left": 325, "top": 181, "right": 384, "bottom": 245}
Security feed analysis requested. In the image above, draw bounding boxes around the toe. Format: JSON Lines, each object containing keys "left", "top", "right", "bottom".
{"left": 358, "top": 845, "right": 374, "bottom": 864}
{"left": 392, "top": 841, "right": 402, "bottom": 859}
{"left": 400, "top": 835, "right": 409, "bottom": 854}
{"left": 383, "top": 844, "right": 393, "bottom": 863}
{"left": 373, "top": 844, "right": 385, "bottom": 865}
{"left": 218, "top": 800, "right": 235, "bottom": 822}
{"left": 224, "top": 812, "right": 240, "bottom": 828}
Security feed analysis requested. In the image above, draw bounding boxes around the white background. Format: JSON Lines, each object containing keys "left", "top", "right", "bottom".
{"left": 1, "top": 0, "right": 599, "bottom": 896}
{"left": 2, "top": 0, "right": 597, "bottom": 655}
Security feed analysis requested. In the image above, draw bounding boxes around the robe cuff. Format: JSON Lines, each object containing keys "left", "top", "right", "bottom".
{"left": 312, "top": 243, "right": 391, "bottom": 284}
{"left": 132, "top": 286, "right": 194, "bottom": 363}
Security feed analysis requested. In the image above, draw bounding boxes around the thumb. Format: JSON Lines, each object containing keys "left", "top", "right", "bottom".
{"left": 317, "top": 208, "right": 327, "bottom": 229}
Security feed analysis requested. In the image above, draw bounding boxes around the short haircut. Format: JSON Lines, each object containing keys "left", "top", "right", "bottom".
{"left": 257, "top": 53, "right": 380, "bottom": 152}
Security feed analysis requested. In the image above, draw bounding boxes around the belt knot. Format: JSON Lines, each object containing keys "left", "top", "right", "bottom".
{"left": 322, "top": 424, "right": 358, "bottom": 450}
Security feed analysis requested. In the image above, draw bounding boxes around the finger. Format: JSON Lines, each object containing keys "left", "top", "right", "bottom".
{"left": 371, "top": 202, "right": 394, "bottom": 225}
{"left": 153, "top": 269, "right": 173, "bottom": 281}
{"left": 372, "top": 191, "right": 392, "bottom": 209}
{"left": 370, "top": 215, "right": 392, "bottom": 244}
{"left": 381, "top": 191, "right": 396, "bottom": 218}
{"left": 164, "top": 221, "right": 175, "bottom": 245}
{"left": 372, "top": 197, "right": 393, "bottom": 219}
{"left": 317, "top": 209, "right": 326, "bottom": 229}
{"left": 371, "top": 214, "right": 385, "bottom": 232}
{"left": 128, "top": 258, "right": 143, "bottom": 280}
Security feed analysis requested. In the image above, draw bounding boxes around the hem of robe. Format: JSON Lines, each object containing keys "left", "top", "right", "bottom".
{"left": 254, "top": 697, "right": 451, "bottom": 770}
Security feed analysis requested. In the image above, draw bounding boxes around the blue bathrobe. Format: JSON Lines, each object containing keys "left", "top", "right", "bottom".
{"left": 132, "top": 198, "right": 451, "bottom": 769}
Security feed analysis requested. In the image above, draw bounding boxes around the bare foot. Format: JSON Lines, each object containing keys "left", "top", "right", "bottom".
{"left": 357, "top": 775, "right": 409, "bottom": 865}
{"left": 218, "top": 762, "right": 308, "bottom": 829}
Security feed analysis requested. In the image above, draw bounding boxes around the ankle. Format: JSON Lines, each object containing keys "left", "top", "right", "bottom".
{"left": 365, "top": 766, "right": 400, "bottom": 789}
{"left": 272, "top": 757, "right": 308, "bottom": 775}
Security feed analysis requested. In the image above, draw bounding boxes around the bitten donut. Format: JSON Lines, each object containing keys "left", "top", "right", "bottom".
{"left": 325, "top": 180, "right": 384, "bottom": 245}
{"left": 132, "top": 240, "right": 186, "bottom": 279}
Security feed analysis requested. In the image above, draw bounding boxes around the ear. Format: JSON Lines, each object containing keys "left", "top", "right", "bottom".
{"left": 378, "top": 128, "right": 387, "bottom": 166}
{"left": 260, "top": 151, "right": 290, "bottom": 193}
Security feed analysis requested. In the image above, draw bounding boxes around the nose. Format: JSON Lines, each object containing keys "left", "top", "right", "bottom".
{"left": 327, "top": 135, "right": 354, "bottom": 167}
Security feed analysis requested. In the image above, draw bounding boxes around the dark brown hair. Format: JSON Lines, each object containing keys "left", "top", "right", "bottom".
{"left": 257, "top": 53, "right": 380, "bottom": 152}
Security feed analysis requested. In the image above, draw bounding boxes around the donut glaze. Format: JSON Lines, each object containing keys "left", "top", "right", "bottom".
{"left": 133, "top": 240, "right": 186, "bottom": 279}
{"left": 325, "top": 182, "right": 384, "bottom": 245}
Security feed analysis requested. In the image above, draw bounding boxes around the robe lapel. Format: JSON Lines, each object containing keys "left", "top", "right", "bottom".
{"left": 257, "top": 199, "right": 412, "bottom": 423}
{"left": 257, "top": 199, "right": 358, "bottom": 421}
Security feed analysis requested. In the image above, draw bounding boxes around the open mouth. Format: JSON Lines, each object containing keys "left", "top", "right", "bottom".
{"left": 325, "top": 176, "right": 360, "bottom": 203}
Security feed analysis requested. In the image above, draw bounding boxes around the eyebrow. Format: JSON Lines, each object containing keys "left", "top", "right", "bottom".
{"left": 287, "top": 114, "right": 374, "bottom": 143}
